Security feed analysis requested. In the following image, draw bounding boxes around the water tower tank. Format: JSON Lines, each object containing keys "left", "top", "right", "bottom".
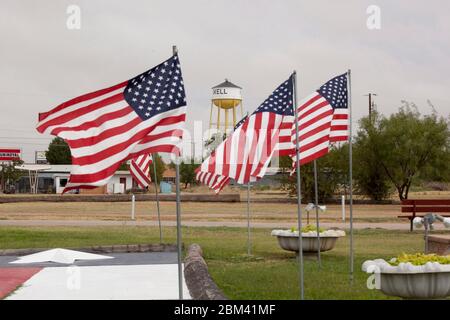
{"left": 209, "top": 79, "right": 243, "bottom": 134}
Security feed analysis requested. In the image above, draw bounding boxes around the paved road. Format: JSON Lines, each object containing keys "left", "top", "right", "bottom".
{"left": 0, "top": 219, "right": 446, "bottom": 230}
{"left": 0, "top": 252, "right": 178, "bottom": 268}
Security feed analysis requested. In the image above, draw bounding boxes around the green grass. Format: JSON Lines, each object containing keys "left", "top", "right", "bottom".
{"left": 0, "top": 226, "right": 432, "bottom": 299}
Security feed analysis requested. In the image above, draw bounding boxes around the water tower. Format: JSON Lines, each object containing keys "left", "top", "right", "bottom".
{"left": 210, "top": 79, "right": 243, "bottom": 135}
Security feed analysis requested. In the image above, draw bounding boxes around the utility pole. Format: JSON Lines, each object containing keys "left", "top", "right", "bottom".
{"left": 364, "top": 93, "right": 377, "bottom": 122}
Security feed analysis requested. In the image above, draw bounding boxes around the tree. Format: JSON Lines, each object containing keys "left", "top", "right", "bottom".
{"left": 356, "top": 103, "right": 449, "bottom": 200}
{"left": 0, "top": 160, "right": 24, "bottom": 193}
{"left": 353, "top": 113, "right": 392, "bottom": 200}
{"left": 204, "top": 132, "right": 225, "bottom": 156}
{"left": 283, "top": 146, "right": 348, "bottom": 202}
{"left": 278, "top": 155, "right": 293, "bottom": 174}
{"left": 46, "top": 137, "right": 71, "bottom": 164}
{"left": 149, "top": 153, "right": 165, "bottom": 184}
{"left": 179, "top": 160, "right": 199, "bottom": 189}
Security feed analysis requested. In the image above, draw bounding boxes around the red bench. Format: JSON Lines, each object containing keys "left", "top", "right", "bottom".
{"left": 398, "top": 199, "right": 450, "bottom": 231}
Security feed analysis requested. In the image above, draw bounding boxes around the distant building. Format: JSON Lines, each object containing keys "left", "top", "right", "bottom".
{"left": 14, "top": 164, "right": 176, "bottom": 194}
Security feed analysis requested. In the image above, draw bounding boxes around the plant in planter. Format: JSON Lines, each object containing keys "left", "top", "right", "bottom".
{"left": 271, "top": 225, "right": 346, "bottom": 253}
{"left": 362, "top": 253, "right": 450, "bottom": 299}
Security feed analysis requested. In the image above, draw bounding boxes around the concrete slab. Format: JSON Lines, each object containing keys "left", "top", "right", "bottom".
{"left": 6, "top": 264, "right": 191, "bottom": 300}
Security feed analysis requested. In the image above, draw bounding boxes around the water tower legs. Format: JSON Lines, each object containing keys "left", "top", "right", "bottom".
{"left": 209, "top": 102, "right": 214, "bottom": 132}
{"left": 217, "top": 101, "right": 221, "bottom": 130}
{"left": 225, "top": 109, "right": 229, "bottom": 133}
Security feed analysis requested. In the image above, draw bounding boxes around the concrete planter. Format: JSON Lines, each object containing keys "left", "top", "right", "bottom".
{"left": 379, "top": 272, "right": 450, "bottom": 299}
{"left": 276, "top": 235, "right": 339, "bottom": 253}
{"left": 363, "top": 259, "right": 450, "bottom": 299}
{"left": 271, "top": 230, "right": 345, "bottom": 253}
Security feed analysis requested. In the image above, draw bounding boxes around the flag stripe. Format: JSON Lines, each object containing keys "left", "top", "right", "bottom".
{"left": 38, "top": 82, "right": 128, "bottom": 123}
{"left": 37, "top": 93, "right": 125, "bottom": 133}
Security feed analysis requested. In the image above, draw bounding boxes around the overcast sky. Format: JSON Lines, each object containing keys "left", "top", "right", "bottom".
{"left": 1, "top": 0, "right": 449, "bottom": 162}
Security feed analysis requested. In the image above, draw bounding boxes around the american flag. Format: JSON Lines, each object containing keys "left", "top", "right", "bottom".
{"left": 195, "top": 170, "right": 230, "bottom": 194}
{"left": 198, "top": 75, "right": 294, "bottom": 185}
{"left": 130, "top": 154, "right": 153, "bottom": 188}
{"left": 291, "top": 73, "right": 348, "bottom": 168}
{"left": 195, "top": 115, "right": 248, "bottom": 193}
{"left": 36, "top": 54, "right": 186, "bottom": 193}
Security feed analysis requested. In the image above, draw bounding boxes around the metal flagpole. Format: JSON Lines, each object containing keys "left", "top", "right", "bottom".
{"left": 173, "top": 45, "right": 183, "bottom": 300}
{"left": 293, "top": 71, "right": 305, "bottom": 300}
{"left": 247, "top": 183, "right": 251, "bottom": 256}
{"left": 152, "top": 153, "right": 162, "bottom": 243}
{"left": 313, "top": 159, "right": 321, "bottom": 268}
{"left": 347, "top": 69, "right": 354, "bottom": 283}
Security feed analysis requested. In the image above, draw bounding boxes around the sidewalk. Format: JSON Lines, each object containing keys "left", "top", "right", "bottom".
{"left": 0, "top": 219, "right": 447, "bottom": 230}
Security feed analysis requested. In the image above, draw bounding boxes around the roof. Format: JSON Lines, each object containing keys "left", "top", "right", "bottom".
{"left": 25, "top": 164, "right": 132, "bottom": 176}
{"left": 43, "top": 164, "right": 73, "bottom": 172}
{"left": 15, "top": 164, "right": 52, "bottom": 171}
{"left": 163, "top": 167, "right": 176, "bottom": 178}
{"left": 212, "top": 79, "right": 242, "bottom": 89}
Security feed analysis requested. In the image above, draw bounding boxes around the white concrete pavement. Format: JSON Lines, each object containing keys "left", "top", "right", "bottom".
{"left": 6, "top": 264, "right": 191, "bottom": 300}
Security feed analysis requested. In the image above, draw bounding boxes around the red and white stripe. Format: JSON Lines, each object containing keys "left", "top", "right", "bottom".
{"left": 130, "top": 154, "right": 153, "bottom": 188}
{"left": 273, "top": 116, "right": 294, "bottom": 156}
{"left": 195, "top": 170, "right": 230, "bottom": 194}
{"left": 36, "top": 82, "right": 185, "bottom": 193}
{"left": 291, "top": 92, "right": 348, "bottom": 167}
{"left": 199, "top": 112, "right": 291, "bottom": 185}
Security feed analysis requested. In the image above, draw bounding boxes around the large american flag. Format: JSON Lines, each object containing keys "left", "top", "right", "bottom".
{"left": 130, "top": 154, "right": 153, "bottom": 188}
{"left": 36, "top": 54, "right": 186, "bottom": 193}
{"left": 195, "top": 115, "right": 248, "bottom": 193}
{"left": 291, "top": 73, "right": 348, "bottom": 168}
{"left": 198, "top": 75, "right": 294, "bottom": 186}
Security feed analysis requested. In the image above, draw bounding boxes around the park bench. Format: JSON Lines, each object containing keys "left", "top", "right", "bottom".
{"left": 398, "top": 199, "right": 450, "bottom": 231}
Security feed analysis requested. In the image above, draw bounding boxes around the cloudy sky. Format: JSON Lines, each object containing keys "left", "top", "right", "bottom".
{"left": 1, "top": 0, "right": 449, "bottom": 162}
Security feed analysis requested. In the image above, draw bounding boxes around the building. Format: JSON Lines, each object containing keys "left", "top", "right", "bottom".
{"left": 14, "top": 164, "right": 176, "bottom": 194}
{"left": 15, "top": 165, "right": 133, "bottom": 194}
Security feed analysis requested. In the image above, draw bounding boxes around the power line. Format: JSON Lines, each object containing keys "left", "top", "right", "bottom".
{"left": 0, "top": 136, "right": 51, "bottom": 140}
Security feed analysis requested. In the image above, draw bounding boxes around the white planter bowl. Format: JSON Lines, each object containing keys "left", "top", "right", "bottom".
{"left": 363, "top": 259, "right": 450, "bottom": 299}
{"left": 271, "top": 230, "right": 345, "bottom": 253}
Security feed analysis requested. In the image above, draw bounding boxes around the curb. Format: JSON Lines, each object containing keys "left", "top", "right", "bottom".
{"left": 0, "top": 194, "right": 240, "bottom": 203}
{"left": 0, "top": 243, "right": 178, "bottom": 256}
{"left": 183, "top": 244, "right": 227, "bottom": 300}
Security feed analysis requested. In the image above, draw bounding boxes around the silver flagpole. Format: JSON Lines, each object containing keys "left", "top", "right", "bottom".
{"left": 247, "top": 183, "right": 251, "bottom": 256}
{"left": 347, "top": 69, "right": 354, "bottom": 282}
{"left": 152, "top": 153, "right": 162, "bottom": 243}
{"left": 293, "top": 71, "right": 304, "bottom": 300}
{"left": 313, "top": 159, "right": 321, "bottom": 268}
{"left": 173, "top": 45, "right": 183, "bottom": 300}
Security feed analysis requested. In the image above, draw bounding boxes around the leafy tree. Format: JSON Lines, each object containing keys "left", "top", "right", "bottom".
{"left": 46, "top": 137, "right": 71, "bottom": 164}
{"left": 356, "top": 103, "right": 449, "bottom": 200}
{"left": 204, "top": 132, "right": 225, "bottom": 156}
{"left": 283, "top": 146, "right": 348, "bottom": 202}
{"left": 278, "top": 155, "right": 293, "bottom": 173}
{"left": 353, "top": 113, "right": 392, "bottom": 200}
{"left": 179, "top": 160, "right": 199, "bottom": 189}
{"left": 418, "top": 146, "right": 450, "bottom": 183}
{"left": 149, "top": 153, "right": 165, "bottom": 183}
{"left": 0, "top": 160, "right": 24, "bottom": 193}
{"left": 118, "top": 162, "right": 129, "bottom": 171}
